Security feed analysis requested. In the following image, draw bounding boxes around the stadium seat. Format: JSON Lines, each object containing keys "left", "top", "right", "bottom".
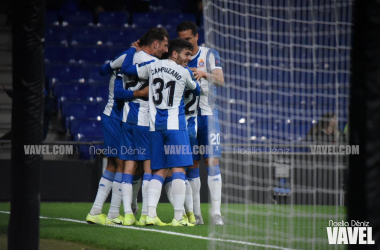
{"left": 67, "top": 102, "right": 101, "bottom": 130}
{"left": 62, "top": 10, "right": 94, "bottom": 26}
{"left": 132, "top": 12, "right": 163, "bottom": 28}
{"left": 85, "top": 65, "right": 109, "bottom": 83}
{"left": 48, "top": 64, "right": 85, "bottom": 83}
{"left": 198, "top": 28, "right": 205, "bottom": 44}
{"left": 96, "top": 84, "right": 109, "bottom": 102}
{"left": 71, "top": 27, "right": 103, "bottom": 46}
{"left": 71, "top": 120, "right": 102, "bottom": 138}
{"left": 105, "top": 28, "right": 146, "bottom": 46}
{"left": 45, "top": 10, "right": 60, "bottom": 26}
{"left": 58, "top": 83, "right": 94, "bottom": 108}
{"left": 164, "top": 13, "right": 196, "bottom": 28}
{"left": 45, "top": 26, "right": 70, "bottom": 46}
{"left": 98, "top": 11, "right": 129, "bottom": 27}
{"left": 45, "top": 45, "right": 75, "bottom": 64}
{"left": 75, "top": 46, "right": 110, "bottom": 65}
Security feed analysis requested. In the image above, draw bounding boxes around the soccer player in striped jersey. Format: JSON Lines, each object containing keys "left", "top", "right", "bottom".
{"left": 116, "top": 28, "right": 169, "bottom": 226}
{"left": 121, "top": 38, "right": 200, "bottom": 226}
{"left": 86, "top": 49, "right": 148, "bottom": 226}
{"left": 177, "top": 21, "right": 225, "bottom": 225}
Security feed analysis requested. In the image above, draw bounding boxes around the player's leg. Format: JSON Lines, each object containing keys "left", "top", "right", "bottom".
{"left": 87, "top": 157, "right": 116, "bottom": 225}
{"left": 145, "top": 130, "right": 169, "bottom": 226}
{"left": 184, "top": 168, "right": 195, "bottom": 223}
{"left": 133, "top": 125, "right": 151, "bottom": 225}
{"left": 121, "top": 160, "right": 138, "bottom": 225}
{"left": 198, "top": 114, "right": 223, "bottom": 225}
{"left": 138, "top": 159, "right": 151, "bottom": 225}
{"left": 165, "top": 130, "right": 194, "bottom": 226}
{"left": 131, "top": 162, "right": 143, "bottom": 216}
{"left": 164, "top": 169, "right": 174, "bottom": 208}
{"left": 106, "top": 157, "right": 125, "bottom": 225}
{"left": 146, "top": 168, "right": 169, "bottom": 226}
{"left": 87, "top": 114, "right": 119, "bottom": 225}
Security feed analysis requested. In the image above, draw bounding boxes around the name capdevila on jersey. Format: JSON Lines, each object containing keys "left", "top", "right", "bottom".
{"left": 327, "top": 220, "right": 375, "bottom": 245}
{"left": 151, "top": 67, "right": 182, "bottom": 80}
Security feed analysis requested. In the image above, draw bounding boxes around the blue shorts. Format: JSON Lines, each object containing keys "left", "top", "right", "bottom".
{"left": 197, "top": 111, "right": 222, "bottom": 159}
{"left": 102, "top": 114, "right": 122, "bottom": 157}
{"left": 187, "top": 117, "right": 200, "bottom": 161}
{"left": 119, "top": 122, "right": 150, "bottom": 161}
{"left": 150, "top": 130, "right": 193, "bottom": 170}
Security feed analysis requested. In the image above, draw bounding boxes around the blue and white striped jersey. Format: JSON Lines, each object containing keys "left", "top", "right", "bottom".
{"left": 186, "top": 47, "right": 222, "bottom": 116}
{"left": 102, "top": 50, "right": 129, "bottom": 120}
{"left": 135, "top": 59, "right": 200, "bottom": 131}
{"left": 122, "top": 51, "right": 157, "bottom": 126}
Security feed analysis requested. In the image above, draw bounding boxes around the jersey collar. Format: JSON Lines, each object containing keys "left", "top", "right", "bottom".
{"left": 191, "top": 47, "right": 201, "bottom": 60}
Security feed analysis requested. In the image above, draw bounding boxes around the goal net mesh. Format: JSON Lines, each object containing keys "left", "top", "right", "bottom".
{"left": 203, "top": 0, "right": 351, "bottom": 249}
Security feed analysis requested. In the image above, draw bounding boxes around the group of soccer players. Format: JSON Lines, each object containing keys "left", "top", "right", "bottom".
{"left": 86, "top": 21, "right": 225, "bottom": 227}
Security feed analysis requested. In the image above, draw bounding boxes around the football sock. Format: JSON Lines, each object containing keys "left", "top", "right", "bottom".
{"left": 121, "top": 173, "right": 134, "bottom": 214}
{"left": 172, "top": 172, "right": 186, "bottom": 221}
{"left": 90, "top": 170, "right": 115, "bottom": 215}
{"left": 147, "top": 175, "right": 164, "bottom": 218}
{"left": 164, "top": 176, "right": 174, "bottom": 207}
{"left": 141, "top": 173, "right": 151, "bottom": 216}
{"left": 187, "top": 168, "right": 201, "bottom": 216}
{"left": 132, "top": 175, "right": 142, "bottom": 210}
{"left": 108, "top": 172, "right": 123, "bottom": 219}
{"left": 184, "top": 179, "right": 194, "bottom": 213}
{"left": 207, "top": 165, "right": 222, "bottom": 216}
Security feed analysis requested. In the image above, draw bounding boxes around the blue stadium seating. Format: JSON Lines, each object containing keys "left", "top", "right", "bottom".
{"left": 75, "top": 46, "right": 110, "bottom": 64}
{"left": 62, "top": 10, "right": 94, "bottom": 26}
{"left": 58, "top": 83, "right": 94, "bottom": 108}
{"left": 164, "top": 13, "right": 196, "bottom": 28}
{"left": 45, "top": 45, "right": 75, "bottom": 64}
{"left": 75, "top": 136, "right": 104, "bottom": 160}
{"left": 45, "top": 26, "right": 70, "bottom": 46}
{"left": 71, "top": 120, "right": 102, "bottom": 138}
{"left": 133, "top": 12, "right": 163, "bottom": 28}
{"left": 85, "top": 65, "right": 108, "bottom": 83}
{"left": 48, "top": 64, "right": 85, "bottom": 83}
{"left": 71, "top": 27, "right": 103, "bottom": 46}
{"left": 105, "top": 28, "right": 146, "bottom": 46}
{"left": 67, "top": 102, "right": 101, "bottom": 130}
{"left": 96, "top": 84, "right": 109, "bottom": 102}
{"left": 98, "top": 11, "right": 129, "bottom": 27}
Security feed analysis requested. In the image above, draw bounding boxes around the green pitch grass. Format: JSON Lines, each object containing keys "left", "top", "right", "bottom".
{"left": 0, "top": 202, "right": 345, "bottom": 250}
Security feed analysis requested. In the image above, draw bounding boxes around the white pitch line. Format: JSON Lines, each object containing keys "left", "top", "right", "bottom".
{"left": 0, "top": 211, "right": 300, "bottom": 250}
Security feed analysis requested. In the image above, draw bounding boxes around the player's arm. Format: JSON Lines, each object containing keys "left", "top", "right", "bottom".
{"left": 99, "top": 50, "right": 129, "bottom": 76}
{"left": 114, "top": 74, "right": 148, "bottom": 100}
{"left": 191, "top": 49, "right": 224, "bottom": 86}
{"left": 185, "top": 68, "right": 201, "bottom": 95}
{"left": 120, "top": 47, "right": 152, "bottom": 79}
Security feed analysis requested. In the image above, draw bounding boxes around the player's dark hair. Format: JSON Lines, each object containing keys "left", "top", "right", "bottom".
{"left": 177, "top": 21, "right": 197, "bottom": 36}
{"left": 168, "top": 38, "right": 193, "bottom": 57}
{"left": 139, "top": 27, "right": 169, "bottom": 47}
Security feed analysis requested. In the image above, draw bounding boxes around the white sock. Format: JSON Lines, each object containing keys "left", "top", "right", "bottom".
{"left": 108, "top": 172, "right": 123, "bottom": 219}
{"left": 132, "top": 176, "right": 142, "bottom": 210}
{"left": 141, "top": 174, "right": 151, "bottom": 215}
{"left": 184, "top": 179, "right": 193, "bottom": 213}
{"left": 147, "top": 175, "right": 164, "bottom": 218}
{"left": 90, "top": 170, "right": 114, "bottom": 215}
{"left": 121, "top": 174, "right": 134, "bottom": 214}
{"left": 172, "top": 173, "right": 186, "bottom": 221}
{"left": 164, "top": 178, "right": 174, "bottom": 207}
{"left": 208, "top": 173, "right": 222, "bottom": 216}
{"left": 189, "top": 177, "right": 201, "bottom": 216}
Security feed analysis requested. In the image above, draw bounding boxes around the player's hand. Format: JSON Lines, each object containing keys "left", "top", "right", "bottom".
{"left": 134, "top": 86, "right": 149, "bottom": 98}
{"left": 190, "top": 67, "right": 206, "bottom": 81}
{"left": 131, "top": 40, "right": 142, "bottom": 52}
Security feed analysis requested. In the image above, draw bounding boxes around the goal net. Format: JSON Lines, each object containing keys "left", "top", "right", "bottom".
{"left": 203, "top": 0, "right": 351, "bottom": 249}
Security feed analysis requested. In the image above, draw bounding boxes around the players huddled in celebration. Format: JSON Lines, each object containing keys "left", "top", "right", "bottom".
{"left": 86, "top": 21, "right": 225, "bottom": 227}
